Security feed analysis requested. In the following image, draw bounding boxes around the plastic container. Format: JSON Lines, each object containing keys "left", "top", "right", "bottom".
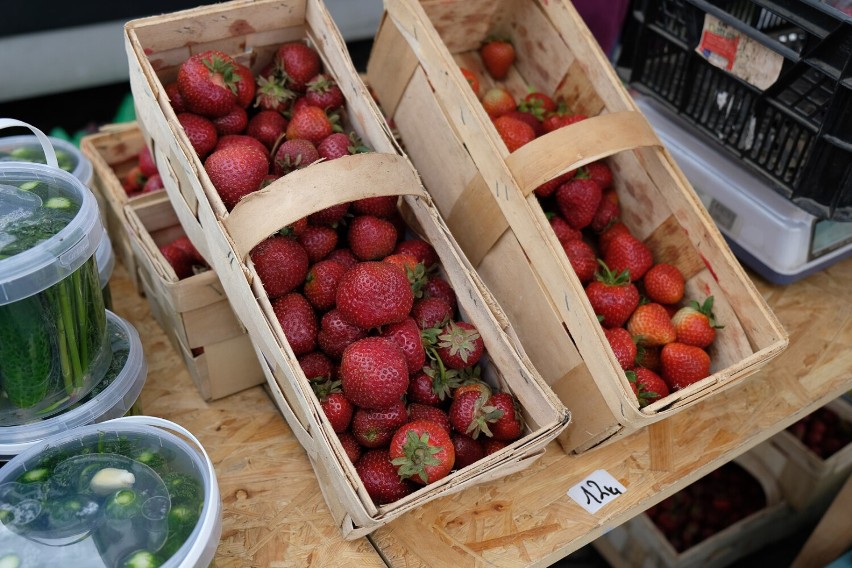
{"left": 0, "top": 310, "right": 147, "bottom": 461}
{"left": 0, "top": 416, "right": 222, "bottom": 567}
{"left": 618, "top": 0, "right": 852, "bottom": 220}
{"left": 0, "top": 119, "right": 110, "bottom": 425}
{"left": 96, "top": 234, "right": 116, "bottom": 311}
{"left": 0, "top": 134, "right": 93, "bottom": 189}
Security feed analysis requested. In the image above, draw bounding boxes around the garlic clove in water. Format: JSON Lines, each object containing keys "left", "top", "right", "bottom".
{"left": 89, "top": 468, "right": 135, "bottom": 495}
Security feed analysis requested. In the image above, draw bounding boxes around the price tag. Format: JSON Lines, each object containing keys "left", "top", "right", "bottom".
{"left": 567, "top": 470, "right": 626, "bottom": 514}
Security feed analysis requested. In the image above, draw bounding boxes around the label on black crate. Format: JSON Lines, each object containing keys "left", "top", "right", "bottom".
{"left": 696, "top": 15, "right": 783, "bottom": 91}
{"left": 567, "top": 470, "right": 627, "bottom": 514}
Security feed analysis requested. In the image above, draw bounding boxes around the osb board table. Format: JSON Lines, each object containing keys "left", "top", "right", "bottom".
{"left": 109, "top": 263, "right": 385, "bottom": 568}
{"left": 111, "top": 254, "right": 852, "bottom": 567}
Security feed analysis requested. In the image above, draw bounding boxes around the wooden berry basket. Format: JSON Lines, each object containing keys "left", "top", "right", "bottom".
{"left": 365, "top": 0, "right": 789, "bottom": 452}
{"left": 124, "top": 0, "right": 570, "bottom": 539}
{"left": 593, "top": 452, "right": 802, "bottom": 568}
{"left": 81, "top": 123, "right": 158, "bottom": 294}
{"left": 123, "top": 192, "right": 265, "bottom": 401}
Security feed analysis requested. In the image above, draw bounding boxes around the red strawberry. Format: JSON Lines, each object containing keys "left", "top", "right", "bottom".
{"left": 604, "top": 232, "right": 654, "bottom": 282}
{"left": 317, "top": 309, "right": 368, "bottom": 360}
{"left": 123, "top": 165, "right": 146, "bottom": 195}
{"left": 542, "top": 112, "right": 587, "bottom": 133}
{"left": 159, "top": 243, "right": 194, "bottom": 280}
{"left": 635, "top": 345, "right": 662, "bottom": 372}
{"left": 390, "top": 420, "right": 455, "bottom": 485}
{"left": 246, "top": 109, "right": 288, "bottom": 150}
{"left": 585, "top": 262, "right": 640, "bottom": 329}
{"left": 412, "top": 297, "right": 454, "bottom": 331}
{"left": 348, "top": 215, "right": 399, "bottom": 260}
{"left": 305, "top": 73, "right": 344, "bottom": 111}
{"left": 448, "top": 390, "right": 502, "bottom": 439}
{"left": 353, "top": 195, "right": 398, "bottom": 218}
{"left": 519, "top": 91, "right": 557, "bottom": 118}
{"left": 555, "top": 178, "right": 603, "bottom": 230}
{"left": 272, "top": 138, "right": 320, "bottom": 176}
{"left": 453, "top": 379, "right": 493, "bottom": 401}
{"left": 661, "top": 343, "right": 711, "bottom": 390}
{"left": 460, "top": 67, "right": 480, "bottom": 97}
{"left": 336, "top": 262, "right": 414, "bottom": 329}
{"left": 452, "top": 434, "right": 486, "bottom": 469}
{"left": 352, "top": 400, "right": 408, "bottom": 448}
{"left": 505, "top": 109, "right": 545, "bottom": 137}
{"left": 487, "top": 392, "right": 523, "bottom": 441}
{"left": 312, "top": 379, "right": 353, "bottom": 433}
{"left": 337, "top": 431, "right": 362, "bottom": 464}
{"left": 584, "top": 160, "right": 614, "bottom": 189}
{"left": 298, "top": 350, "right": 335, "bottom": 382}
{"left": 604, "top": 327, "right": 637, "bottom": 370}
{"left": 253, "top": 75, "right": 294, "bottom": 113}
{"left": 407, "top": 404, "right": 452, "bottom": 435}
{"left": 142, "top": 173, "right": 164, "bottom": 194}
{"left": 233, "top": 62, "right": 256, "bottom": 109}
{"left": 380, "top": 317, "right": 426, "bottom": 374}
{"left": 170, "top": 235, "right": 205, "bottom": 266}
{"left": 480, "top": 37, "right": 515, "bottom": 80}
{"left": 298, "top": 224, "right": 339, "bottom": 263}
{"left": 672, "top": 297, "right": 722, "bottom": 348}
{"left": 383, "top": 254, "right": 426, "bottom": 297}
{"left": 250, "top": 236, "right": 309, "bottom": 299}
{"left": 598, "top": 222, "right": 633, "bottom": 257}
{"left": 317, "top": 131, "right": 368, "bottom": 161}
{"left": 204, "top": 143, "right": 269, "bottom": 209}
{"left": 436, "top": 321, "right": 483, "bottom": 369}
{"left": 276, "top": 41, "right": 321, "bottom": 92}
{"left": 285, "top": 105, "right": 334, "bottom": 145}
{"left": 481, "top": 87, "right": 516, "bottom": 119}
{"left": 589, "top": 190, "right": 620, "bottom": 233}
{"left": 176, "top": 50, "right": 239, "bottom": 118}
{"left": 272, "top": 292, "right": 318, "bottom": 355}
{"left": 326, "top": 247, "right": 359, "bottom": 270}
{"left": 308, "top": 203, "right": 350, "bottom": 227}
{"left": 627, "top": 368, "right": 670, "bottom": 407}
{"left": 138, "top": 145, "right": 158, "bottom": 177}
{"left": 304, "top": 259, "right": 348, "bottom": 311}
{"left": 643, "top": 263, "right": 685, "bottom": 305}
{"left": 549, "top": 215, "right": 584, "bottom": 244}
{"left": 627, "top": 302, "right": 677, "bottom": 347}
{"left": 394, "top": 239, "right": 439, "bottom": 269}
{"left": 165, "top": 82, "right": 187, "bottom": 113}
{"left": 340, "top": 337, "right": 409, "bottom": 409}
{"left": 355, "top": 449, "right": 417, "bottom": 505}
{"left": 178, "top": 113, "right": 218, "bottom": 158}
{"left": 407, "top": 371, "right": 443, "bottom": 406}
{"left": 211, "top": 105, "right": 248, "bottom": 136}
{"left": 422, "top": 277, "right": 457, "bottom": 312}
{"left": 561, "top": 238, "right": 598, "bottom": 284}
{"left": 534, "top": 171, "right": 576, "bottom": 199}
{"left": 493, "top": 115, "right": 536, "bottom": 152}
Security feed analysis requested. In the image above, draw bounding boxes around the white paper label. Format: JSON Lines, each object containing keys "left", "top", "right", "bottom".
{"left": 567, "top": 470, "right": 627, "bottom": 514}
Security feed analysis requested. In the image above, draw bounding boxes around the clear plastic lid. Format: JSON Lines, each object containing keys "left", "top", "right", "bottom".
{"left": 0, "top": 134, "right": 94, "bottom": 188}
{"left": 0, "top": 151, "right": 105, "bottom": 305}
{"left": 0, "top": 311, "right": 147, "bottom": 457}
{"left": 0, "top": 416, "right": 221, "bottom": 568}
{"left": 96, "top": 234, "right": 116, "bottom": 290}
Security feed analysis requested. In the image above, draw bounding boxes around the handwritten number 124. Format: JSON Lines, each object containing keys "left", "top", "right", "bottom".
{"left": 582, "top": 479, "right": 623, "bottom": 505}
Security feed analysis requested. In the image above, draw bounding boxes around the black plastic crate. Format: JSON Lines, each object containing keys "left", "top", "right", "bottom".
{"left": 619, "top": 0, "right": 852, "bottom": 220}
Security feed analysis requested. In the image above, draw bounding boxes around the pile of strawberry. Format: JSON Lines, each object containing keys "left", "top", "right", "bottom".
{"left": 786, "top": 404, "right": 852, "bottom": 459}
{"left": 463, "top": 38, "right": 722, "bottom": 407}
{"left": 167, "top": 40, "right": 365, "bottom": 210}
{"left": 251, "top": 204, "right": 525, "bottom": 505}
{"left": 121, "top": 144, "right": 164, "bottom": 197}
{"left": 159, "top": 234, "right": 208, "bottom": 280}
{"left": 645, "top": 461, "right": 766, "bottom": 552}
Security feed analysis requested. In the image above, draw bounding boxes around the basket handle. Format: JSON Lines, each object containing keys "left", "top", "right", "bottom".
{"left": 104, "top": 415, "right": 220, "bottom": 567}
{"left": 222, "top": 152, "right": 427, "bottom": 259}
{"left": 0, "top": 118, "right": 59, "bottom": 170}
